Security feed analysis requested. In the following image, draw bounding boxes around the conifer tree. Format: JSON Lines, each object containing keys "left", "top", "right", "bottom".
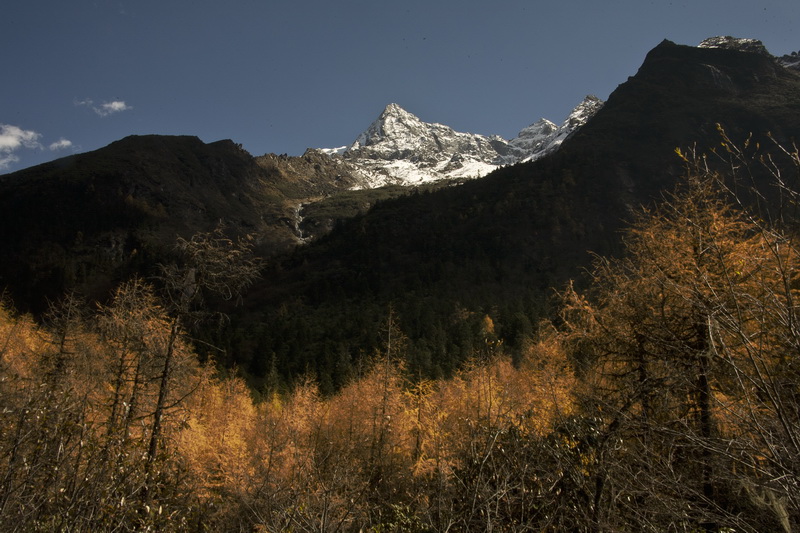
{"left": 559, "top": 158, "right": 800, "bottom": 531}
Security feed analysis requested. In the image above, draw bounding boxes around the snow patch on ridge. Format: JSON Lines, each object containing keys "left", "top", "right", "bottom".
{"left": 698, "top": 36, "right": 800, "bottom": 73}
{"left": 778, "top": 51, "right": 800, "bottom": 72}
{"left": 698, "top": 36, "right": 770, "bottom": 55}
{"left": 318, "top": 146, "right": 347, "bottom": 156}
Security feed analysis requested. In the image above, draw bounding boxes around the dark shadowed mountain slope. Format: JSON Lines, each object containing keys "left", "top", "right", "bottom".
{"left": 0, "top": 135, "right": 391, "bottom": 312}
{"left": 0, "top": 136, "right": 273, "bottom": 310}
{"left": 564, "top": 39, "right": 800, "bottom": 202}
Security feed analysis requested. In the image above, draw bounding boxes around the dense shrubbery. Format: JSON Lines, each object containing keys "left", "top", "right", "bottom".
{"left": 0, "top": 294, "right": 575, "bottom": 531}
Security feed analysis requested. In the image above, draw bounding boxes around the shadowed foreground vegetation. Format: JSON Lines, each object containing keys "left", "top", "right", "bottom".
{"left": 1, "top": 139, "right": 800, "bottom": 531}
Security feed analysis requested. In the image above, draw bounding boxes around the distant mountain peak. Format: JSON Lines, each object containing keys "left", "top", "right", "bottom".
{"left": 350, "top": 103, "right": 431, "bottom": 150}
{"left": 565, "top": 95, "right": 604, "bottom": 128}
{"left": 382, "top": 102, "right": 412, "bottom": 117}
{"left": 501, "top": 95, "right": 604, "bottom": 164}
{"left": 325, "top": 96, "right": 603, "bottom": 188}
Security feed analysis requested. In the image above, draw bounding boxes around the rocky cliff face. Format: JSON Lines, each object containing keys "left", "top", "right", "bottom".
{"left": 778, "top": 51, "right": 800, "bottom": 72}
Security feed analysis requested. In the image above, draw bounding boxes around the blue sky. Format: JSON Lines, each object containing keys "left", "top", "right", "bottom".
{"left": 2, "top": 0, "right": 798, "bottom": 173}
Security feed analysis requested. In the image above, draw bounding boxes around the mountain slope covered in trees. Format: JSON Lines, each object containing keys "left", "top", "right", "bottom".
{"left": 0, "top": 136, "right": 426, "bottom": 313}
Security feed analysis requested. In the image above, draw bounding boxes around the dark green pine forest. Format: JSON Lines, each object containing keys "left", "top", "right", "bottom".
{"left": 1, "top": 39, "right": 800, "bottom": 531}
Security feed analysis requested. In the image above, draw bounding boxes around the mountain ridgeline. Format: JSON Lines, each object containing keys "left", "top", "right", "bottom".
{"left": 326, "top": 95, "right": 604, "bottom": 187}
{"left": 1, "top": 38, "right": 800, "bottom": 390}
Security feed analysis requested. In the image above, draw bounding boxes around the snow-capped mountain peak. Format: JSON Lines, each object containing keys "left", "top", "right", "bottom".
{"left": 341, "top": 103, "right": 507, "bottom": 186}
{"left": 517, "top": 118, "right": 558, "bottom": 139}
{"left": 501, "top": 119, "right": 557, "bottom": 164}
{"left": 323, "top": 96, "right": 603, "bottom": 189}
{"left": 530, "top": 94, "right": 604, "bottom": 159}
{"left": 563, "top": 95, "right": 604, "bottom": 129}
{"left": 350, "top": 103, "right": 426, "bottom": 149}
{"left": 503, "top": 95, "right": 604, "bottom": 164}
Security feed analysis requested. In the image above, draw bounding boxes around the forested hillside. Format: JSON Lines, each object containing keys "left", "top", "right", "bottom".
{"left": 0, "top": 136, "right": 417, "bottom": 315}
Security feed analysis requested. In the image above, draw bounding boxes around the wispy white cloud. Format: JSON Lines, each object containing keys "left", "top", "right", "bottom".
{"left": 76, "top": 98, "right": 133, "bottom": 117}
{"left": 0, "top": 124, "right": 42, "bottom": 170}
{"left": 0, "top": 124, "right": 41, "bottom": 151}
{"left": 0, "top": 153, "right": 20, "bottom": 170}
{"left": 49, "top": 138, "right": 73, "bottom": 151}
{"left": 99, "top": 100, "right": 132, "bottom": 115}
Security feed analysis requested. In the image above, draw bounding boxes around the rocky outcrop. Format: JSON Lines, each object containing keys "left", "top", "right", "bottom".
{"left": 698, "top": 36, "right": 771, "bottom": 55}
{"left": 699, "top": 36, "right": 800, "bottom": 73}
{"left": 778, "top": 51, "right": 800, "bottom": 72}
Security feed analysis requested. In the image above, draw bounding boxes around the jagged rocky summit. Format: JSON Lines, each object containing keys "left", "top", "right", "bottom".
{"left": 317, "top": 96, "right": 604, "bottom": 188}
{"left": 505, "top": 95, "right": 605, "bottom": 164}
